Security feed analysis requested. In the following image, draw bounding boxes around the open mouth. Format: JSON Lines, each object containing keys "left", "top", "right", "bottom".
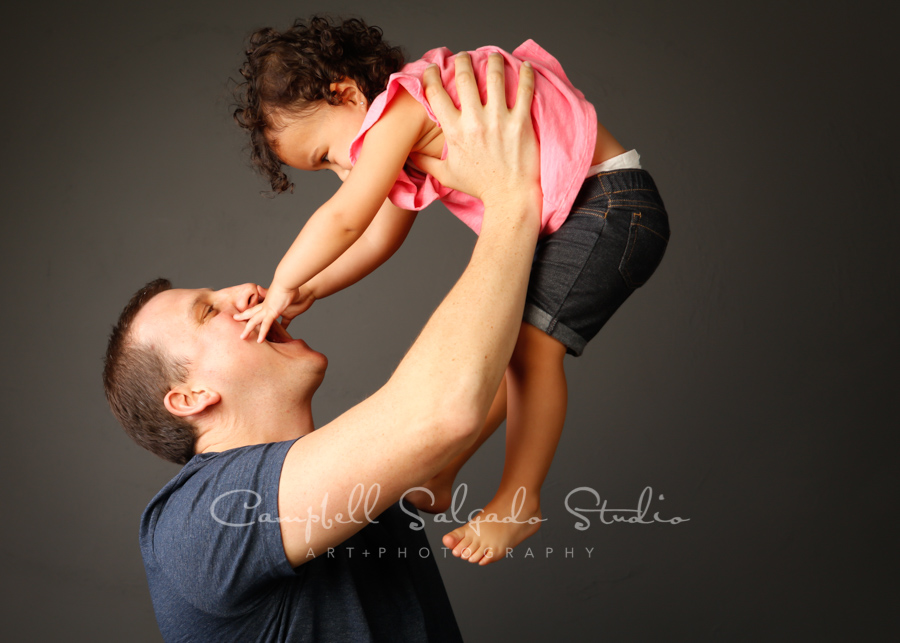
{"left": 265, "top": 322, "right": 293, "bottom": 344}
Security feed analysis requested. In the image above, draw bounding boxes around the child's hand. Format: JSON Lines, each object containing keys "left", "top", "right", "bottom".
{"left": 233, "top": 284, "right": 299, "bottom": 342}
{"left": 279, "top": 285, "right": 317, "bottom": 329}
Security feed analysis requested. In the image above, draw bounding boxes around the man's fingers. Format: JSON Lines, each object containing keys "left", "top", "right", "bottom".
{"left": 408, "top": 152, "right": 441, "bottom": 178}
{"left": 411, "top": 152, "right": 457, "bottom": 189}
{"left": 422, "top": 63, "right": 457, "bottom": 127}
{"left": 511, "top": 61, "right": 535, "bottom": 121}
{"left": 453, "top": 52, "right": 482, "bottom": 111}
{"left": 416, "top": 49, "right": 540, "bottom": 200}
{"left": 484, "top": 53, "right": 508, "bottom": 115}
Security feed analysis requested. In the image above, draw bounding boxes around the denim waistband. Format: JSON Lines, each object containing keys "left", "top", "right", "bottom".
{"left": 573, "top": 169, "right": 661, "bottom": 207}
{"left": 597, "top": 168, "right": 658, "bottom": 193}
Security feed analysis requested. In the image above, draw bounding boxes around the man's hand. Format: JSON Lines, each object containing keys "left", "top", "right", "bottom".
{"left": 410, "top": 52, "right": 540, "bottom": 211}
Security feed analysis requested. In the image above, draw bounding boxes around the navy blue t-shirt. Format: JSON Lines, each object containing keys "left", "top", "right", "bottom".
{"left": 139, "top": 439, "right": 463, "bottom": 642}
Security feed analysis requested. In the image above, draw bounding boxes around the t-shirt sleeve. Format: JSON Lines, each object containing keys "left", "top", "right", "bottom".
{"left": 144, "top": 440, "right": 300, "bottom": 616}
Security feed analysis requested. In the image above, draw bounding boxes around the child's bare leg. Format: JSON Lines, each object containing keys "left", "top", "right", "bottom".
{"left": 405, "top": 376, "right": 508, "bottom": 513}
{"left": 444, "top": 322, "right": 567, "bottom": 565}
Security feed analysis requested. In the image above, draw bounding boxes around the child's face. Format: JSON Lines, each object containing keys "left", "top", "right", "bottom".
{"left": 269, "top": 98, "right": 367, "bottom": 181}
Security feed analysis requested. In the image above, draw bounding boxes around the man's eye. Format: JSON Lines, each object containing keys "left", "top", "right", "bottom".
{"left": 204, "top": 305, "right": 215, "bottom": 318}
{"left": 320, "top": 153, "right": 329, "bottom": 165}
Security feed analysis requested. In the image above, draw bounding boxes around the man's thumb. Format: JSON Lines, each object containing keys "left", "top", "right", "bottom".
{"left": 408, "top": 153, "right": 442, "bottom": 181}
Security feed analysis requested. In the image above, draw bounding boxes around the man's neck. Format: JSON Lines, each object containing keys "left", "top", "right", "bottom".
{"left": 194, "top": 399, "right": 315, "bottom": 454}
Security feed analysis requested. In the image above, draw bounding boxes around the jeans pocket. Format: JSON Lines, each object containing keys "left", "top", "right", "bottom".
{"left": 618, "top": 211, "right": 670, "bottom": 289}
{"left": 530, "top": 221, "right": 603, "bottom": 314}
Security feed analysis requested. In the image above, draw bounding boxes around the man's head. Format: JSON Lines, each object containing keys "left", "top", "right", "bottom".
{"left": 103, "top": 280, "right": 327, "bottom": 464}
{"left": 103, "top": 279, "right": 194, "bottom": 463}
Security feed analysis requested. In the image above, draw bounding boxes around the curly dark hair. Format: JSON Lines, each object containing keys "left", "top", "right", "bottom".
{"left": 233, "top": 15, "right": 405, "bottom": 194}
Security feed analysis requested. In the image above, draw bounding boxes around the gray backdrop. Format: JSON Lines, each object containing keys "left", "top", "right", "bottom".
{"left": 1, "top": 0, "right": 897, "bottom": 640}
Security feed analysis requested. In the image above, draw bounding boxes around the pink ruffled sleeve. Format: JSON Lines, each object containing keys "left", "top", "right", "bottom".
{"left": 349, "top": 41, "right": 597, "bottom": 237}
{"left": 348, "top": 50, "right": 454, "bottom": 214}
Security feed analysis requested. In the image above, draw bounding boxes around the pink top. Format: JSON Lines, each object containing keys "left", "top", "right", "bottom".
{"left": 349, "top": 40, "right": 597, "bottom": 236}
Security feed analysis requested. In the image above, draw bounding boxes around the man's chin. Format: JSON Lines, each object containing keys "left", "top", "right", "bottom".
{"left": 284, "top": 336, "right": 328, "bottom": 368}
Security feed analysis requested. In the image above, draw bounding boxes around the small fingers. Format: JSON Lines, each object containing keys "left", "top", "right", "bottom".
{"left": 239, "top": 313, "right": 260, "bottom": 340}
{"left": 234, "top": 302, "right": 262, "bottom": 322}
{"left": 237, "top": 307, "right": 274, "bottom": 341}
{"left": 280, "top": 308, "right": 299, "bottom": 329}
{"left": 256, "top": 316, "right": 273, "bottom": 343}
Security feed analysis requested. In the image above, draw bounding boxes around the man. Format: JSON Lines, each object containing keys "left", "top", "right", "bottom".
{"left": 103, "top": 55, "right": 540, "bottom": 641}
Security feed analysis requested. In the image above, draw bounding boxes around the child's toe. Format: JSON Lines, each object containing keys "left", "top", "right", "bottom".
{"left": 442, "top": 527, "right": 465, "bottom": 551}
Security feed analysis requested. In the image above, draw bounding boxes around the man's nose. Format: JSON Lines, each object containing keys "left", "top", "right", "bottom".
{"left": 219, "top": 283, "right": 260, "bottom": 312}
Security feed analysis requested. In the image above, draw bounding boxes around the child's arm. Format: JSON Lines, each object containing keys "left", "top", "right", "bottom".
{"left": 281, "top": 200, "right": 417, "bottom": 327}
{"left": 237, "top": 89, "right": 431, "bottom": 341}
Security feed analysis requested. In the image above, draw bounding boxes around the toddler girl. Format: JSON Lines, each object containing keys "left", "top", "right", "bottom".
{"left": 233, "top": 16, "right": 670, "bottom": 565}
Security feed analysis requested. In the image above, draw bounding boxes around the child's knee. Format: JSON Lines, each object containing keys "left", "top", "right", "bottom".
{"left": 509, "top": 324, "right": 566, "bottom": 375}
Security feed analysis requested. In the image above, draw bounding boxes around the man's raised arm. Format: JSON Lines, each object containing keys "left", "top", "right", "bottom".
{"left": 278, "top": 54, "right": 542, "bottom": 564}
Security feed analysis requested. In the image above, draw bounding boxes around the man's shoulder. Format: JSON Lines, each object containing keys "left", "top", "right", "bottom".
{"left": 138, "top": 440, "right": 302, "bottom": 624}
{"left": 139, "top": 440, "right": 299, "bottom": 556}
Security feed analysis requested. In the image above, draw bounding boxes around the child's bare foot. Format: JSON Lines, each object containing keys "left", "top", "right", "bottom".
{"left": 404, "top": 470, "right": 457, "bottom": 514}
{"left": 442, "top": 487, "right": 544, "bottom": 565}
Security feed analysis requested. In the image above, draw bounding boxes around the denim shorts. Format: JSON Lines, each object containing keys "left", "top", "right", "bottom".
{"left": 523, "top": 169, "right": 670, "bottom": 356}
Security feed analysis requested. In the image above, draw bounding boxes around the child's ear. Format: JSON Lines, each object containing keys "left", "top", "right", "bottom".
{"left": 329, "top": 78, "right": 366, "bottom": 107}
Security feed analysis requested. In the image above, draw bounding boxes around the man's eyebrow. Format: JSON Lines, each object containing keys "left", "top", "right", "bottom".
{"left": 189, "top": 290, "right": 212, "bottom": 322}
{"left": 188, "top": 295, "right": 203, "bottom": 322}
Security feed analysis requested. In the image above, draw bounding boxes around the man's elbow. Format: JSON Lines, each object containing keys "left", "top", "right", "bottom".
{"left": 381, "top": 375, "right": 490, "bottom": 456}
{"left": 429, "top": 393, "right": 485, "bottom": 450}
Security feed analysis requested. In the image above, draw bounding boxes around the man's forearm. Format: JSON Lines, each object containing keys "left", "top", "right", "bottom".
{"left": 379, "top": 53, "right": 542, "bottom": 454}
{"left": 384, "top": 191, "right": 540, "bottom": 443}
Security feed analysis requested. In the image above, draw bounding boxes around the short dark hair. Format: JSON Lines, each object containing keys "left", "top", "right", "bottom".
{"left": 102, "top": 279, "right": 196, "bottom": 465}
{"left": 233, "top": 15, "right": 405, "bottom": 193}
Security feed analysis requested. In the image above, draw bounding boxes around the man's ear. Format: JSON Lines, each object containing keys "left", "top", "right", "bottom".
{"left": 164, "top": 387, "right": 221, "bottom": 418}
{"left": 329, "top": 78, "right": 365, "bottom": 107}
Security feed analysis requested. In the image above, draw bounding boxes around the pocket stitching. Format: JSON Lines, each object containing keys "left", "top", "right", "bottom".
{"left": 618, "top": 212, "right": 669, "bottom": 288}
{"left": 574, "top": 206, "right": 609, "bottom": 219}
{"left": 633, "top": 222, "right": 670, "bottom": 242}
{"left": 622, "top": 213, "right": 641, "bottom": 286}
